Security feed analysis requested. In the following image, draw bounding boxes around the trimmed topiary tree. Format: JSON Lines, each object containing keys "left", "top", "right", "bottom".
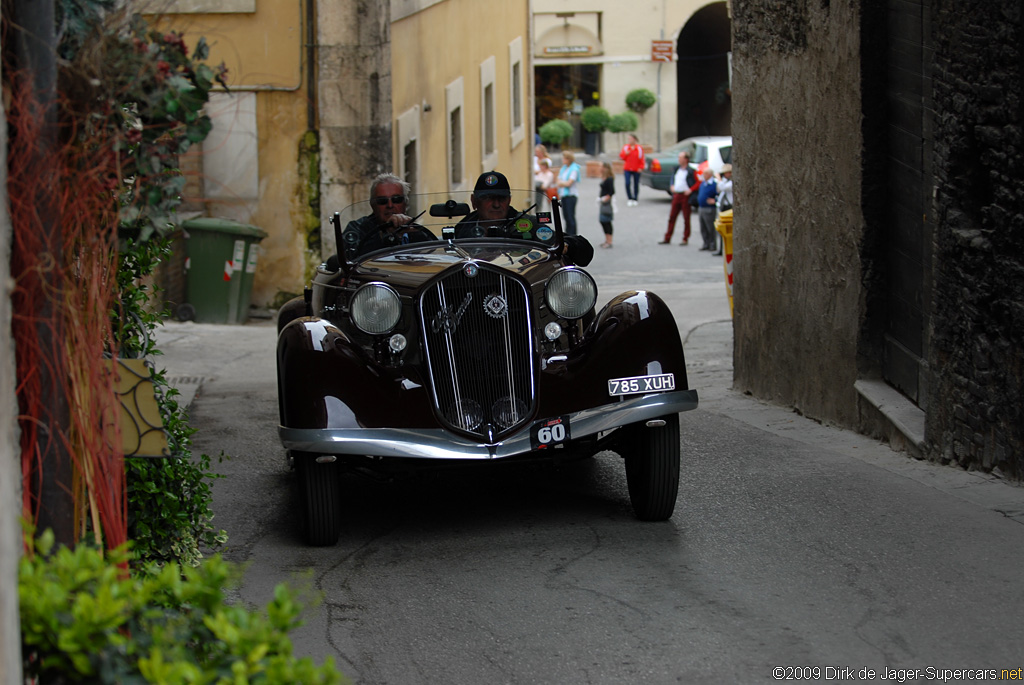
{"left": 580, "top": 106, "right": 611, "bottom": 133}
{"left": 609, "top": 111, "right": 639, "bottom": 133}
{"left": 626, "top": 88, "right": 657, "bottom": 114}
{"left": 539, "top": 118, "right": 574, "bottom": 146}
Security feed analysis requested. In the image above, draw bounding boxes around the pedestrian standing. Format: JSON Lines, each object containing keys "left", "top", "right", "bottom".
{"left": 619, "top": 133, "right": 645, "bottom": 206}
{"left": 717, "top": 163, "right": 733, "bottom": 211}
{"left": 713, "top": 163, "right": 733, "bottom": 256}
{"left": 556, "top": 150, "right": 581, "bottom": 235}
{"left": 660, "top": 151, "right": 698, "bottom": 245}
{"left": 534, "top": 144, "right": 551, "bottom": 209}
{"left": 535, "top": 158, "right": 556, "bottom": 211}
{"left": 598, "top": 162, "right": 615, "bottom": 248}
{"left": 696, "top": 167, "right": 719, "bottom": 252}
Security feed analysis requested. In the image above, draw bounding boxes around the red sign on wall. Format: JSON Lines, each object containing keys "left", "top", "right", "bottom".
{"left": 651, "top": 40, "right": 674, "bottom": 62}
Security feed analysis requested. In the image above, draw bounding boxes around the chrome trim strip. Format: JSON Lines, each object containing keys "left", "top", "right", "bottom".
{"left": 280, "top": 389, "right": 698, "bottom": 460}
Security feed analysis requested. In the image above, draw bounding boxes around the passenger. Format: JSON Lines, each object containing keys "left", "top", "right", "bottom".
{"left": 342, "top": 173, "right": 434, "bottom": 259}
{"left": 455, "top": 171, "right": 594, "bottom": 266}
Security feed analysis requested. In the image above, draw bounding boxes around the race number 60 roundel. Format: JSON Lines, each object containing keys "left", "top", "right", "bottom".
{"left": 531, "top": 416, "right": 570, "bottom": 449}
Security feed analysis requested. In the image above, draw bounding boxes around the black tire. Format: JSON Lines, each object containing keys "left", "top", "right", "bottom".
{"left": 622, "top": 413, "right": 681, "bottom": 521}
{"left": 176, "top": 302, "right": 196, "bottom": 322}
{"left": 296, "top": 452, "right": 341, "bottom": 546}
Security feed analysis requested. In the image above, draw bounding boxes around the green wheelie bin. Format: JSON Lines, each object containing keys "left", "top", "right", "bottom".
{"left": 178, "top": 217, "right": 267, "bottom": 324}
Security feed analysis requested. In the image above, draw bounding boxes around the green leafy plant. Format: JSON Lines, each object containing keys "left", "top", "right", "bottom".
{"left": 66, "top": 9, "right": 230, "bottom": 565}
{"left": 626, "top": 88, "right": 657, "bottom": 113}
{"left": 609, "top": 111, "right": 639, "bottom": 133}
{"left": 118, "top": 235, "right": 227, "bottom": 567}
{"left": 538, "top": 118, "right": 574, "bottom": 146}
{"left": 111, "top": 17, "right": 229, "bottom": 242}
{"left": 20, "top": 529, "right": 345, "bottom": 684}
{"left": 580, "top": 105, "right": 610, "bottom": 133}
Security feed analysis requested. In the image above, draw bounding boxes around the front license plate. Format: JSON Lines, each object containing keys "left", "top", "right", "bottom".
{"left": 530, "top": 416, "right": 570, "bottom": 449}
{"left": 608, "top": 373, "right": 676, "bottom": 396}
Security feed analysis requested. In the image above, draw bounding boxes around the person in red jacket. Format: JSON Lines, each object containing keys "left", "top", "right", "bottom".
{"left": 618, "top": 134, "right": 645, "bottom": 206}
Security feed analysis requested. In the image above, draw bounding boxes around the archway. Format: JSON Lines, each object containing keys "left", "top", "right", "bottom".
{"left": 676, "top": 2, "right": 732, "bottom": 139}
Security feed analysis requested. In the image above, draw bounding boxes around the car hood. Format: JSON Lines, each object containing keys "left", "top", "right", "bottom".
{"left": 350, "top": 241, "right": 565, "bottom": 291}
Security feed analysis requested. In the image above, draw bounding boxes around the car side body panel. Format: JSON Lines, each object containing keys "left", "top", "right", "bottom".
{"left": 278, "top": 289, "right": 689, "bottom": 444}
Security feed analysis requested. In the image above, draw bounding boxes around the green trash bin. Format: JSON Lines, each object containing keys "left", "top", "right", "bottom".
{"left": 179, "top": 218, "right": 267, "bottom": 324}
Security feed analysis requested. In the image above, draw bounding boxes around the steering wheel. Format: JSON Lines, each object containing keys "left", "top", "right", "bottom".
{"left": 355, "top": 222, "right": 435, "bottom": 256}
{"left": 393, "top": 223, "right": 437, "bottom": 243}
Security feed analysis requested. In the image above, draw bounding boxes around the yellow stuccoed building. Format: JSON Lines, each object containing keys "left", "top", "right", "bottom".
{"left": 150, "top": 0, "right": 533, "bottom": 310}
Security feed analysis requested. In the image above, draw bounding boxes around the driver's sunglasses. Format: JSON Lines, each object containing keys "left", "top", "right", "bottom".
{"left": 373, "top": 194, "right": 406, "bottom": 206}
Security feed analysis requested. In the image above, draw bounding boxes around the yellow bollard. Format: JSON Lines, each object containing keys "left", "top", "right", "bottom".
{"left": 714, "top": 209, "right": 734, "bottom": 317}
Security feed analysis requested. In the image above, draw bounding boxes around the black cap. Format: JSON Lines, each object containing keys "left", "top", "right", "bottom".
{"left": 474, "top": 171, "right": 511, "bottom": 198}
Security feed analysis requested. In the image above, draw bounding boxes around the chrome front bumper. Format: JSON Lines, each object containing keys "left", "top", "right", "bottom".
{"left": 279, "top": 389, "right": 698, "bottom": 460}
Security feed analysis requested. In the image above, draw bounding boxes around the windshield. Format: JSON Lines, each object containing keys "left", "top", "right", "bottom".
{"left": 332, "top": 190, "right": 562, "bottom": 263}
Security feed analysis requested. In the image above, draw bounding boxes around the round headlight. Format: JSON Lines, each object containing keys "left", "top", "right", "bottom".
{"left": 351, "top": 283, "right": 401, "bottom": 334}
{"left": 545, "top": 268, "right": 597, "bottom": 319}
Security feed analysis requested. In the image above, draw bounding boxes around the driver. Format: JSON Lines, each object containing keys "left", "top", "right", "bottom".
{"left": 455, "top": 171, "right": 593, "bottom": 266}
{"left": 342, "top": 173, "right": 435, "bottom": 259}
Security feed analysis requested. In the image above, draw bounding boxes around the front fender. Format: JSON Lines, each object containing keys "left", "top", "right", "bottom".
{"left": 276, "top": 295, "right": 308, "bottom": 334}
{"left": 536, "top": 290, "right": 689, "bottom": 416}
{"left": 276, "top": 317, "right": 434, "bottom": 430}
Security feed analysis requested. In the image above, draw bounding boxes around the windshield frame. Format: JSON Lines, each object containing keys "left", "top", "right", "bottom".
{"left": 330, "top": 189, "right": 565, "bottom": 270}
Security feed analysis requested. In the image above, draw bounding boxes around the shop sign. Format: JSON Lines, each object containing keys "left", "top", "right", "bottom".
{"left": 651, "top": 40, "right": 674, "bottom": 62}
{"left": 544, "top": 45, "right": 592, "bottom": 56}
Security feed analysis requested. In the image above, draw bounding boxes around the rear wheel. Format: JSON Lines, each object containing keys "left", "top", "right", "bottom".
{"left": 621, "top": 413, "right": 680, "bottom": 521}
{"left": 295, "top": 452, "right": 341, "bottom": 546}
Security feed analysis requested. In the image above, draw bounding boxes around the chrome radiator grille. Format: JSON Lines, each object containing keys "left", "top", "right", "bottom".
{"left": 420, "top": 266, "right": 535, "bottom": 442}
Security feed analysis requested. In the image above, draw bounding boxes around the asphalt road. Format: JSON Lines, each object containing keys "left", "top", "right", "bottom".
{"left": 159, "top": 171, "right": 1024, "bottom": 684}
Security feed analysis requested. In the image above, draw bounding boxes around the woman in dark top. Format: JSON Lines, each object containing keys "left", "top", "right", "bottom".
{"left": 598, "top": 162, "right": 615, "bottom": 248}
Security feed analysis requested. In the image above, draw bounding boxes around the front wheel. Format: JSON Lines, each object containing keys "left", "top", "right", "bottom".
{"left": 295, "top": 452, "right": 341, "bottom": 546}
{"left": 621, "top": 413, "right": 680, "bottom": 521}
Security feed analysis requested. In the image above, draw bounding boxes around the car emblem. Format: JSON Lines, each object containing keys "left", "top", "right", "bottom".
{"left": 464, "top": 263, "right": 479, "bottom": 278}
{"left": 432, "top": 292, "right": 473, "bottom": 333}
{"left": 483, "top": 293, "right": 508, "bottom": 319}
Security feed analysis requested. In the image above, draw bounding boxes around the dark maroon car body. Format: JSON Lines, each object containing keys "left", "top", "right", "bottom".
{"left": 277, "top": 191, "right": 698, "bottom": 545}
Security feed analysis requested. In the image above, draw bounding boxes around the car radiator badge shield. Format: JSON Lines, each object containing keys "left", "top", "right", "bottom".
{"left": 483, "top": 293, "right": 508, "bottom": 319}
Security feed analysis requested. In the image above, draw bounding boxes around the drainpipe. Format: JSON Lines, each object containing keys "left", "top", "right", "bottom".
{"left": 306, "top": 0, "right": 317, "bottom": 129}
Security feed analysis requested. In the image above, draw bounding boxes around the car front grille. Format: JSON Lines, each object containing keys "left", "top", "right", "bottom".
{"left": 420, "top": 265, "right": 535, "bottom": 442}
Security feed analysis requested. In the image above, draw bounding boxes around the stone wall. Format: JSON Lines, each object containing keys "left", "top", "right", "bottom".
{"left": 731, "top": 0, "right": 1024, "bottom": 478}
{"left": 317, "top": 0, "right": 393, "bottom": 261}
{"left": 927, "top": 2, "right": 1024, "bottom": 476}
{"left": 0, "top": 50, "right": 22, "bottom": 684}
{"left": 730, "top": 0, "right": 866, "bottom": 426}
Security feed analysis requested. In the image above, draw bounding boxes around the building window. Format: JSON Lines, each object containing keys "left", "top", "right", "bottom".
{"left": 508, "top": 37, "right": 525, "bottom": 149}
{"left": 450, "top": 107, "right": 462, "bottom": 187}
{"left": 484, "top": 83, "right": 495, "bottom": 156}
{"left": 397, "top": 105, "right": 420, "bottom": 194}
{"left": 159, "top": 0, "right": 254, "bottom": 12}
{"left": 404, "top": 140, "right": 418, "bottom": 193}
{"left": 479, "top": 57, "right": 498, "bottom": 171}
{"left": 512, "top": 62, "right": 522, "bottom": 130}
{"left": 446, "top": 77, "right": 465, "bottom": 190}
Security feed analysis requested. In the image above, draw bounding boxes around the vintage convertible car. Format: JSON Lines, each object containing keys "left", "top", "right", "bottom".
{"left": 277, "top": 190, "right": 698, "bottom": 545}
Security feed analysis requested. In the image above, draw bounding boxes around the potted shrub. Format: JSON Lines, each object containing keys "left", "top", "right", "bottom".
{"left": 580, "top": 105, "right": 610, "bottom": 156}
{"left": 626, "top": 88, "right": 657, "bottom": 114}
{"left": 538, "top": 119, "right": 574, "bottom": 148}
{"left": 609, "top": 111, "right": 639, "bottom": 134}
